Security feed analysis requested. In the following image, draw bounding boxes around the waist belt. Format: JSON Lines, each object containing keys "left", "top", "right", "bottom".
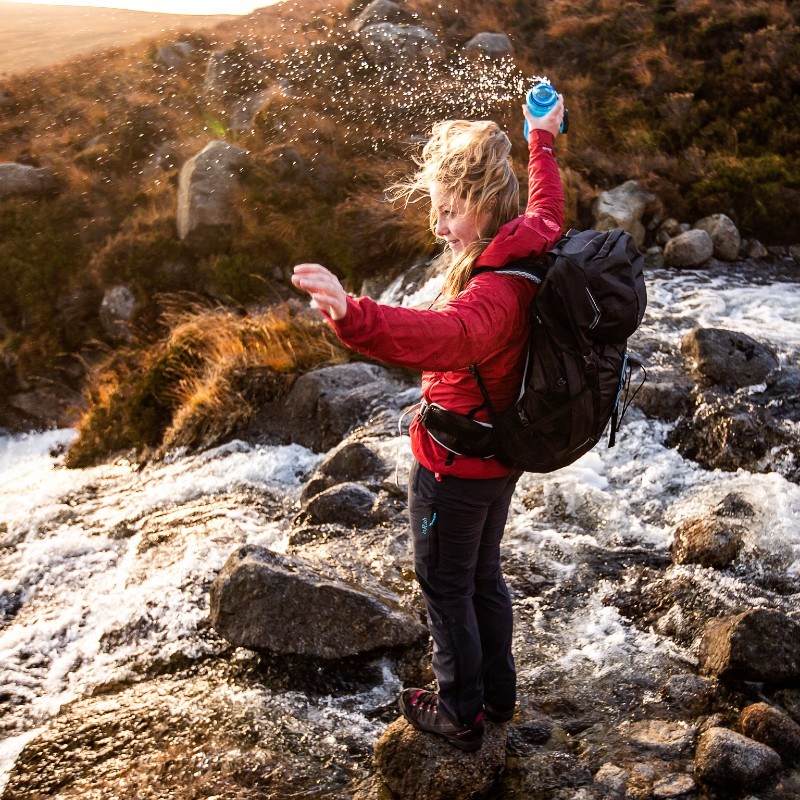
{"left": 418, "top": 401, "right": 496, "bottom": 459}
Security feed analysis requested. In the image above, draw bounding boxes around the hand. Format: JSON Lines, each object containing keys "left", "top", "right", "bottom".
{"left": 291, "top": 263, "right": 348, "bottom": 321}
{"left": 523, "top": 94, "right": 565, "bottom": 141}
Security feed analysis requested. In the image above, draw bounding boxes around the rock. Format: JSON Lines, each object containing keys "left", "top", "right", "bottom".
{"left": 374, "top": 716, "right": 507, "bottom": 800}
{"left": 663, "top": 229, "right": 713, "bottom": 268}
{"left": 692, "top": 214, "right": 741, "bottom": 261}
{"left": 155, "top": 40, "right": 193, "bottom": 69}
{"left": 680, "top": 327, "right": 779, "bottom": 387}
{"left": 358, "top": 23, "right": 445, "bottom": 71}
{"left": 593, "top": 762, "right": 628, "bottom": 797}
{"left": 789, "top": 244, "right": 800, "bottom": 264}
{"left": 0, "top": 91, "right": 12, "bottom": 109}
{"left": 0, "top": 163, "right": 58, "bottom": 199}
{"left": 351, "top": 0, "right": 415, "bottom": 32}
{"left": 463, "top": 32, "right": 514, "bottom": 59}
{"left": 8, "top": 385, "right": 83, "bottom": 428}
{"left": 631, "top": 380, "right": 691, "bottom": 422}
{"left": 665, "top": 390, "right": 797, "bottom": 478}
{"left": 250, "top": 362, "right": 410, "bottom": 452}
{"left": 694, "top": 727, "right": 781, "bottom": 790}
{"left": 302, "top": 482, "right": 378, "bottom": 526}
{"left": 644, "top": 245, "right": 664, "bottom": 269}
{"left": 652, "top": 773, "right": 697, "bottom": 798}
{"left": 670, "top": 516, "right": 744, "bottom": 569}
{"left": 301, "top": 440, "right": 387, "bottom": 502}
{"left": 660, "top": 674, "right": 719, "bottom": 715}
{"left": 176, "top": 140, "right": 247, "bottom": 255}
{"left": 625, "top": 720, "right": 694, "bottom": 757}
{"left": 656, "top": 218, "right": 682, "bottom": 246}
{"left": 699, "top": 609, "right": 800, "bottom": 683}
{"left": 351, "top": 775, "right": 394, "bottom": 800}
{"left": 592, "top": 180, "right": 659, "bottom": 248}
{"left": 743, "top": 238, "right": 769, "bottom": 259}
{"left": 209, "top": 544, "right": 425, "bottom": 658}
{"left": 739, "top": 702, "right": 800, "bottom": 760}
{"left": 140, "top": 140, "right": 180, "bottom": 177}
{"left": 99, "top": 285, "right": 137, "bottom": 339}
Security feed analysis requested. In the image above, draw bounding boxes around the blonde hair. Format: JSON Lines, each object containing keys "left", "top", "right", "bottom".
{"left": 390, "top": 120, "right": 520, "bottom": 299}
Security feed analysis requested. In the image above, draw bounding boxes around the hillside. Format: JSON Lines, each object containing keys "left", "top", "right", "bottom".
{"left": 0, "top": 1, "right": 232, "bottom": 75}
{"left": 0, "top": 0, "right": 798, "bottom": 458}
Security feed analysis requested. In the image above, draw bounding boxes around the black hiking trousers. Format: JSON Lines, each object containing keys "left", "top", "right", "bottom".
{"left": 408, "top": 459, "right": 522, "bottom": 726}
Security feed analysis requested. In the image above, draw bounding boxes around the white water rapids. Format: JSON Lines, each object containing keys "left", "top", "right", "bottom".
{"left": 1, "top": 262, "right": 799, "bottom": 793}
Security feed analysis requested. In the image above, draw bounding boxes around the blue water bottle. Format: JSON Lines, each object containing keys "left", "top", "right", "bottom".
{"left": 523, "top": 82, "right": 569, "bottom": 139}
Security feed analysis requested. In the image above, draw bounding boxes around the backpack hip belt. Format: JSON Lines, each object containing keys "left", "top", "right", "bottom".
{"left": 417, "top": 401, "right": 497, "bottom": 460}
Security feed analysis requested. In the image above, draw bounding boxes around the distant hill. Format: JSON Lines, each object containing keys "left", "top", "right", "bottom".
{"left": 0, "top": 0, "right": 232, "bottom": 75}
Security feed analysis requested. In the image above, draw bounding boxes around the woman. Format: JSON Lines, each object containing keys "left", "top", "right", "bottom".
{"left": 292, "top": 96, "right": 565, "bottom": 751}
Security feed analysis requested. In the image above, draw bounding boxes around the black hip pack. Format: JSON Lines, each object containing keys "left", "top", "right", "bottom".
{"left": 418, "top": 402, "right": 496, "bottom": 459}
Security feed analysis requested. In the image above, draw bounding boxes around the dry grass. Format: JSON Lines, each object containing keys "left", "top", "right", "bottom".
{"left": 66, "top": 300, "right": 349, "bottom": 467}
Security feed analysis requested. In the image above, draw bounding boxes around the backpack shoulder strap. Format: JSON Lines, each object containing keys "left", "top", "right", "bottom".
{"left": 471, "top": 255, "right": 549, "bottom": 285}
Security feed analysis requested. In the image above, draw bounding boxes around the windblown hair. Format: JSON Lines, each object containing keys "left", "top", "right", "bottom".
{"left": 389, "top": 120, "right": 520, "bottom": 299}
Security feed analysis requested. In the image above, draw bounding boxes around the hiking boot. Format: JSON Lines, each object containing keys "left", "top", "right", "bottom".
{"left": 483, "top": 702, "right": 515, "bottom": 723}
{"left": 398, "top": 688, "right": 484, "bottom": 752}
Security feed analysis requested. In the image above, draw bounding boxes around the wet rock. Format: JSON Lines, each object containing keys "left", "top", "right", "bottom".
{"left": 699, "top": 609, "right": 800, "bottom": 683}
{"left": 351, "top": 774, "right": 394, "bottom": 800}
{"left": 176, "top": 140, "right": 247, "bottom": 255}
{"left": 665, "top": 391, "right": 794, "bottom": 478}
{"left": 670, "top": 516, "right": 744, "bottom": 569}
{"left": 680, "top": 327, "right": 779, "bottom": 387}
{"left": 99, "top": 285, "right": 137, "bottom": 339}
{"left": 739, "top": 702, "right": 800, "bottom": 760}
{"left": 625, "top": 719, "right": 694, "bottom": 757}
{"left": 374, "top": 716, "right": 506, "bottom": 799}
{"left": 592, "top": 180, "right": 659, "bottom": 248}
{"left": 251, "top": 362, "right": 410, "bottom": 452}
{"left": 358, "top": 24, "right": 445, "bottom": 71}
{"left": 351, "top": 0, "right": 415, "bottom": 32}
{"left": 0, "top": 162, "right": 58, "bottom": 199}
{"left": 663, "top": 230, "right": 713, "bottom": 268}
{"left": 155, "top": 40, "right": 193, "bottom": 69}
{"left": 651, "top": 773, "right": 697, "bottom": 797}
{"left": 692, "top": 214, "right": 741, "bottom": 261}
{"left": 301, "top": 482, "right": 378, "bottom": 526}
{"left": 694, "top": 727, "right": 782, "bottom": 790}
{"left": 8, "top": 385, "right": 83, "bottom": 429}
{"left": 301, "top": 440, "right": 388, "bottom": 502}
{"left": 510, "top": 750, "right": 594, "bottom": 797}
{"left": 631, "top": 380, "right": 691, "bottom": 422}
{"left": 463, "top": 32, "right": 514, "bottom": 59}
{"left": 593, "top": 762, "right": 628, "bottom": 797}
{"left": 660, "top": 674, "right": 719, "bottom": 715}
{"left": 209, "top": 544, "right": 425, "bottom": 658}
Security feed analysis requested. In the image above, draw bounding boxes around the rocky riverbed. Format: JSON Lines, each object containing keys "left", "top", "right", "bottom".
{"left": 1, "top": 255, "right": 800, "bottom": 799}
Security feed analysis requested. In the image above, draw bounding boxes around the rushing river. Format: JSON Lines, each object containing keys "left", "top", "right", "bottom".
{"left": 1, "top": 260, "right": 799, "bottom": 797}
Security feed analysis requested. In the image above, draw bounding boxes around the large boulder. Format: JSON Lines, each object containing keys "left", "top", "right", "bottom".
{"left": 351, "top": 0, "right": 415, "bottom": 32}
{"left": 301, "top": 482, "right": 379, "bottom": 527}
{"left": 659, "top": 674, "right": 719, "bottom": 715}
{"left": 693, "top": 214, "right": 741, "bottom": 261}
{"left": 250, "top": 362, "right": 411, "bottom": 452}
{"left": 739, "top": 702, "right": 800, "bottom": 760}
{"left": 176, "top": 141, "right": 247, "bottom": 255}
{"left": 209, "top": 544, "right": 425, "bottom": 659}
{"left": 680, "top": 327, "right": 779, "bottom": 387}
{"left": 630, "top": 380, "right": 691, "bottom": 422}
{"left": 663, "top": 229, "right": 713, "bottom": 268}
{"left": 374, "top": 716, "right": 507, "bottom": 800}
{"left": 463, "top": 32, "right": 514, "bottom": 59}
{"left": 670, "top": 516, "right": 744, "bottom": 569}
{"left": 698, "top": 609, "right": 800, "bottom": 683}
{"left": 0, "top": 163, "right": 58, "bottom": 200}
{"left": 592, "top": 180, "right": 659, "bottom": 248}
{"left": 301, "top": 440, "right": 389, "bottom": 502}
{"left": 694, "top": 727, "right": 781, "bottom": 790}
{"left": 358, "top": 23, "right": 445, "bottom": 71}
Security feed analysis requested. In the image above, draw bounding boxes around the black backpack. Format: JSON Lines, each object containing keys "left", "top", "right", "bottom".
{"left": 467, "top": 227, "right": 647, "bottom": 472}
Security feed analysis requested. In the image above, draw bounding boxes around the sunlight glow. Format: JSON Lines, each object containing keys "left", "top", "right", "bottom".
{"left": 6, "top": 0, "right": 275, "bottom": 15}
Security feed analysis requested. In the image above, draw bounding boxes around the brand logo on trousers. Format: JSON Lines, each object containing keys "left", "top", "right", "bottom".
{"left": 421, "top": 511, "right": 437, "bottom": 536}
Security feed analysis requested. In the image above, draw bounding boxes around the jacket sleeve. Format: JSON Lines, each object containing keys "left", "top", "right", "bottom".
{"left": 476, "top": 129, "right": 565, "bottom": 267}
{"left": 327, "top": 274, "right": 532, "bottom": 373}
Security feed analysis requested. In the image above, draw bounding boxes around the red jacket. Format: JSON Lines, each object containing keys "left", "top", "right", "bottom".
{"left": 328, "top": 129, "right": 565, "bottom": 478}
